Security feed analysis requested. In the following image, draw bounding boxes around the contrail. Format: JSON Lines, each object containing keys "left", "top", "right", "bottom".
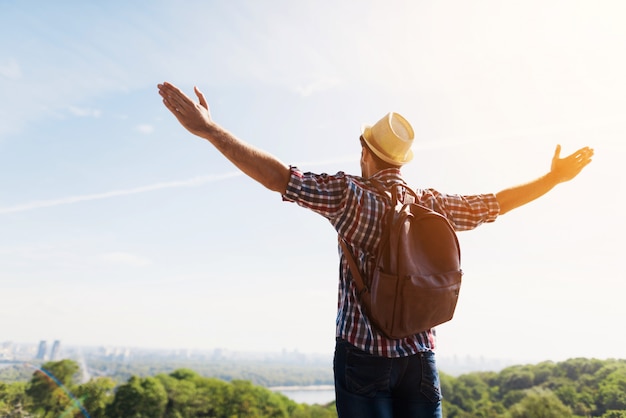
{"left": 0, "top": 155, "right": 359, "bottom": 216}
{"left": 0, "top": 172, "right": 242, "bottom": 215}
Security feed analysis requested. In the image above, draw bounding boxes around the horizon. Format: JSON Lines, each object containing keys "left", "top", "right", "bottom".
{"left": 3, "top": 338, "right": 623, "bottom": 366}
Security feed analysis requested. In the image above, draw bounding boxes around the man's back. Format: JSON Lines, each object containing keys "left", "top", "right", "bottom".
{"left": 282, "top": 166, "right": 499, "bottom": 357}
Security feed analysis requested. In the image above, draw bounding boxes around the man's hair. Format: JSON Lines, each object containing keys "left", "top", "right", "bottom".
{"left": 360, "top": 136, "right": 401, "bottom": 170}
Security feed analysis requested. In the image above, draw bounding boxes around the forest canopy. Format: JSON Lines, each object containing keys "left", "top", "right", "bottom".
{"left": 1, "top": 357, "right": 625, "bottom": 417}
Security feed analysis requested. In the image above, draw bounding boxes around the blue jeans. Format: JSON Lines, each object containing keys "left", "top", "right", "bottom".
{"left": 334, "top": 339, "right": 443, "bottom": 418}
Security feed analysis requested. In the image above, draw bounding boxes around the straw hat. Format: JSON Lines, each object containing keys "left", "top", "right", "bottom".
{"left": 361, "top": 112, "right": 415, "bottom": 165}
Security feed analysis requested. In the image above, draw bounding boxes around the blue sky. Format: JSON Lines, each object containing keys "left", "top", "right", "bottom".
{"left": 1, "top": 0, "right": 625, "bottom": 362}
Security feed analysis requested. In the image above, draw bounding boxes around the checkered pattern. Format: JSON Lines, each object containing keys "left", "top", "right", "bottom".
{"left": 283, "top": 166, "right": 500, "bottom": 358}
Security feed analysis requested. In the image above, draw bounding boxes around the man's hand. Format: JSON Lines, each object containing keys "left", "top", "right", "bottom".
{"left": 158, "top": 82, "right": 213, "bottom": 137}
{"left": 550, "top": 144, "right": 594, "bottom": 183}
{"left": 157, "top": 81, "right": 290, "bottom": 194}
{"left": 496, "top": 144, "right": 594, "bottom": 215}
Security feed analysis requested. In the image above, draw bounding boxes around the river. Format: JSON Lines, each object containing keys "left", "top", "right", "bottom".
{"left": 271, "top": 385, "right": 335, "bottom": 405}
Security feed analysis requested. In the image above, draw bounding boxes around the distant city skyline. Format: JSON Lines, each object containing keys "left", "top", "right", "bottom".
{"left": 0, "top": 339, "right": 537, "bottom": 378}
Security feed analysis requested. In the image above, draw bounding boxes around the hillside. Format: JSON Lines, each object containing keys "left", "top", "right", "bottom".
{"left": 1, "top": 357, "right": 625, "bottom": 417}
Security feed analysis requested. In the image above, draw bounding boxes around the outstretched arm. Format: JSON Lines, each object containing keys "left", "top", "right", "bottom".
{"left": 157, "top": 82, "right": 290, "bottom": 194}
{"left": 496, "top": 145, "right": 594, "bottom": 215}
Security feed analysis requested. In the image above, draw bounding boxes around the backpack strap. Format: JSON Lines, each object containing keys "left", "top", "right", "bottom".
{"left": 371, "top": 179, "right": 417, "bottom": 205}
{"left": 339, "top": 238, "right": 368, "bottom": 297}
{"left": 337, "top": 179, "right": 417, "bottom": 297}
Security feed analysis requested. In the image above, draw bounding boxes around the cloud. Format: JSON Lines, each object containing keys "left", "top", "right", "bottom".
{"left": 135, "top": 124, "right": 154, "bottom": 134}
{"left": 68, "top": 106, "right": 102, "bottom": 118}
{"left": 0, "top": 59, "right": 21, "bottom": 79}
{"left": 99, "top": 252, "right": 151, "bottom": 267}
{"left": 294, "top": 77, "right": 341, "bottom": 97}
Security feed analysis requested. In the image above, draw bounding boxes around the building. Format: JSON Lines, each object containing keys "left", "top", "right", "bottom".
{"left": 36, "top": 340, "right": 47, "bottom": 360}
{"left": 50, "top": 340, "right": 61, "bottom": 361}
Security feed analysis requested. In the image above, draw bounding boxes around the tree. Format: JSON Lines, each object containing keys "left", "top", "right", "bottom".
{"left": 602, "top": 411, "right": 626, "bottom": 418}
{"left": 106, "top": 375, "right": 168, "bottom": 417}
{"left": 558, "top": 357, "right": 604, "bottom": 381}
{"left": 0, "top": 381, "right": 29, "bottom": 417}
{"left": 598, "top": 368, "right": 626, "bottom": 414}
{"left": 25, "top": 359, "right": 86, "bottom": 418}
{"left": 554, "top": 382, "right": 595, "bottom": 417}
{"left": 157, "top": 369, "right": 215, "bottom": 418}
{"left": 74, "top": 377, "right": 116, "bottom": 418}
{"left": 230, "top": 379, "right": 290, "bottom": 418}
{"left": 509, "top": 388, "right": 573, "bottom": 418}
{"left": 532, "top": 361, "right": 556, "bottom": 385}
{"left": 443, "top": 373, "right": 491, "bottom": 412}
{"left": 203, "top": 381, "right": 238, "bottom": 417}
{"left": 499, "top": 367, "right": 534, "bottom": 392}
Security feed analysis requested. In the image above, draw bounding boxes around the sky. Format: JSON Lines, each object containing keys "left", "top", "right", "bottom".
{"left": 1, "top": 0, "right": 625, "bottom": 364}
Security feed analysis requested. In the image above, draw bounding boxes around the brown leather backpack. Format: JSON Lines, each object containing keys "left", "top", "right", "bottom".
{"left": 339, "top": 181, "right": 463, "bottom": 339}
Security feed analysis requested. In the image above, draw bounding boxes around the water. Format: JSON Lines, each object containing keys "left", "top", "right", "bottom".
{"left": 272, "top": 385, "right": 335, "bottom": 405}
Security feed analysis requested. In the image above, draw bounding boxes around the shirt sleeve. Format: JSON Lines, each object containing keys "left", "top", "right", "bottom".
{"left": 282, "top": 166, "right": 349, "bottom": 220}
{"left": 419, "top": 189, "right": 501, "bottom": 231}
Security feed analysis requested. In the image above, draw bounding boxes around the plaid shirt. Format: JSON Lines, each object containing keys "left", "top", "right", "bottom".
{"left": 283, "top": 166, "right": 500, "bottom": 358}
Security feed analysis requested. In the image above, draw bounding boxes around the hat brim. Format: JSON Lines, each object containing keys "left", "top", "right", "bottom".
{"left": 361, "top": 125, "right": 413, "bottom": 165}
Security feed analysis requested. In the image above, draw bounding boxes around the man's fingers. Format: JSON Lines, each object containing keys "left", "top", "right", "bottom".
{"left": 569, "top": 147, "right": 593, "bottom": 164}
{"left": 159, "top": 82, "right": 190, "bottom": 108}
{"left": 159, "top": 81, "right": 209, "bottom": 119}
{"left": 159, "top": 89, "right": 186, "bottom": 116}
{"left": 194, "top": 86, "right": 208, "bottom": 109}
{"left": 162, "top": 99, "right": 183, "bottom": 118}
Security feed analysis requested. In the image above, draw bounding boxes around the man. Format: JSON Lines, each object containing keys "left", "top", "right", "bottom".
{"left": 157, "top": 81, "right": 593, "bottom": 418}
